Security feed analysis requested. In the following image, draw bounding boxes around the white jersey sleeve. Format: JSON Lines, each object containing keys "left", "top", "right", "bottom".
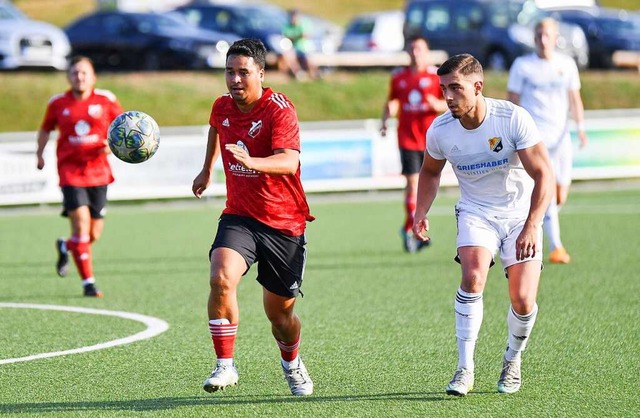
{"left": 426, "top": 121, "right": 446, "bottom": 160}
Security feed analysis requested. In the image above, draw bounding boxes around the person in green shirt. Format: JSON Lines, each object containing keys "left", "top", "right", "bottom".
{"left": 281, "top": 9, "right": 318, "bottom": 80}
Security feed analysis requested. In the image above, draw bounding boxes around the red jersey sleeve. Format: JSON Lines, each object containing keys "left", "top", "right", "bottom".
{"left": 270, "top": 97, "right": 300, "bottom": 152}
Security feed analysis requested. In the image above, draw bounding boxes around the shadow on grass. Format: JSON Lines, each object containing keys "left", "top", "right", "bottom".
{"left": 0, "top": 391, "right": 472, "bottom": 413}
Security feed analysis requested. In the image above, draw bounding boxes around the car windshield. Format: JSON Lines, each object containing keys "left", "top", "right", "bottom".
{"left": 488, "top": 0, "right": 546, "bottom": 28}
{"left": 237, "top": 6, "right": 287, "bottom": 32}
{"left": 134, "top": 13, "right": 198, "bottom": 35}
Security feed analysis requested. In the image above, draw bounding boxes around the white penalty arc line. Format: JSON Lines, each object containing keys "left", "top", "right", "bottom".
{"left": 0, "top": 303, "right": 169, "bottom": 365}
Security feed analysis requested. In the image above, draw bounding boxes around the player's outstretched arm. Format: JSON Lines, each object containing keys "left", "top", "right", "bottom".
{"left": 413, "top": 152, "right": 446, "bottom": 241}
{"left": 192, "top": 126, "right": 220, "bottom": 198}
{"left": 225, "top": 145, "right": 299, "bottom": 176}
{"left": 516, "top": 142, "right": 554, "bottom": 260}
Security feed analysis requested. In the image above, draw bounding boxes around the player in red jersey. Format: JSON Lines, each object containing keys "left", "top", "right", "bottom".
{"left": 380, "top": 36, "right": 446, "bottom": 253}
{"left": 192, "top": 39, "right": 315, "bottom": 396}
{"left": 36, "top": 56, "right": 123, "bottom": 297}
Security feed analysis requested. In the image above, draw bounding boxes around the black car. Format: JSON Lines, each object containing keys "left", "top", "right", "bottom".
{"left": 404, "top": 0, "right": 589, "bottom": 70}
{"left": 546, "top": 7, "right": 640, "bottom": 68}
{"left": 64, "top": 11, "right": 239, "bottom": 71}
{"left": 171, "top": 2, "right": 342, "bottom": 67}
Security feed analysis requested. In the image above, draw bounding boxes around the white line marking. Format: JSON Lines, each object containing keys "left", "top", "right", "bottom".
{"left": 0, "top": 303, "right": 169, "bottom": 365}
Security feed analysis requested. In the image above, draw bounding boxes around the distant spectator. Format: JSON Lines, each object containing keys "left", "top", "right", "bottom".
{"left": 281, "top": 9, "right": 318, "bottom": 80}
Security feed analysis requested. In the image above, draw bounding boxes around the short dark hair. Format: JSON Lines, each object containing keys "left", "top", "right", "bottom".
{"left": 69, "top": 55, "right": 95, "bottom": 69}
{"left": 437, "top": 53, "right": 483, "bottom": 78}
{"left": 227, "top": 38, "right": 267, "bottom": 69}
{"left": 406, "top": 35, "right": 429, "bottom": 48}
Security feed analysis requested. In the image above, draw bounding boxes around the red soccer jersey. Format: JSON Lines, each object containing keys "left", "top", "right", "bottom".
{"left": 209, "top": 87, "right": 314, "bottom": 236}
{"left": 388, "top": 66, "right": 443, "bottom": 151}
{"left": 40, "top": 89, "right": 123, "bottom": 187}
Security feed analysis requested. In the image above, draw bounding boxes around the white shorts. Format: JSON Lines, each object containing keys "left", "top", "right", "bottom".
{"left": 547, "top": 132, "right": 573, "bottom": 187}
{"left": 455, "top": 205, "right": 543, "bottom": 270}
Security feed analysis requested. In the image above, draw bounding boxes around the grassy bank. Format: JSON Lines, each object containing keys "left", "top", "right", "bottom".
{"left": 1, "top": 69, "right": 638, "bottom": 132}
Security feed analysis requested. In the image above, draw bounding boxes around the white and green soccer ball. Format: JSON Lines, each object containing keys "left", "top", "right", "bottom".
{"left": 108, "top": 111, "right": 160, "bottom": 164}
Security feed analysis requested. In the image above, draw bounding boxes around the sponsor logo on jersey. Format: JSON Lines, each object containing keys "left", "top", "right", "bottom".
{"left": 488, "top": 137, "right": 503, "bottom": 153}
{"left": 248, "top": 120, "right": 262, "bottom": 138}
{"left": 88, "top": 104, "right": 103, "bottom": 118}
{"left": 456, "top": 158, "right": 509, "bottom": 172}
{"left": 74, "top": 120, "right": 91, "bottom": 136}
{"left": 222, "top": 118, "right": 230, "bottom": 127}
{"left": 62, "top": 108, "right": 70, "bottom": 116}
{"left": 450, "top": 145, "right": 461, "bottom": 153}
{"left": 228, "top": 140, "right": 257, "bottom": 176}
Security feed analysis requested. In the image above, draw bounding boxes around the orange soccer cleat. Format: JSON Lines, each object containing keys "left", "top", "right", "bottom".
{"left": 549, "top": 247, "right": 571, "bottom": 264}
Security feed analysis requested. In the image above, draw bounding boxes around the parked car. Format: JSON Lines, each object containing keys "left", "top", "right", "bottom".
{"left": 64, "top": 10, "right": 239, "bottom": 71}
{"left": 404, "top": 0, "right": 589, "bottom": 70}
{"left": 544, "top": 6, "right": 640, "bottom": 68}
{"left": 339, "top": 10, "right": 405, "bottom": 52}
{"left": 0, "top": 0, "right": 70, "bottom": 70}
{"left": 171, "top": 1, "right": 342, "bottom": 66}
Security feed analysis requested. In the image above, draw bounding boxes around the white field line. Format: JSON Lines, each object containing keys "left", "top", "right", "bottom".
{"left": 0, "top": 303, "right": 169, "bottom": 365}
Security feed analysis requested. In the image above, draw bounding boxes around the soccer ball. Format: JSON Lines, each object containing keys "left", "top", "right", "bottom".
{"left": 108, "top": 111, "right": 160, "bottom": 164}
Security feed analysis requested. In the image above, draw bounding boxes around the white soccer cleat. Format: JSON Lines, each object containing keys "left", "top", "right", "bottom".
{"left": 202, "top": 360, "right": 238, "bottom": 393}
{"left": 282, "top": 358, "right": 314, "bottom": 396}
{"left": 497, "top": 357, "right": 522, "bottom": 394}
{"left": 446, "top": 368, "right": 474, "bottom": 396}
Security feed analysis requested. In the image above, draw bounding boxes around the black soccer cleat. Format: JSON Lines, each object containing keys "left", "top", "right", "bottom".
{"left": 55, "top": 238, "right": 69, "bottom": 277}
{"left": 83, "top": 283, "right": 104, "bottom": 298}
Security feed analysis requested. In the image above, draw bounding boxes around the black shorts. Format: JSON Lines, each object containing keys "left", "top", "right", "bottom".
{"left": 210, "top": 214, "right": 308, "bottom": 298}
{"left": 61, "top": 185, "right": 108, "bottom": 219}
{"left": 399, "top": 148, "right": 424, "bottom": 175}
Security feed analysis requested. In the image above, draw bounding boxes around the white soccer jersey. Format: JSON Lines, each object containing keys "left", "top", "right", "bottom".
{"left": 427, "top": 98, "right": 541, "bottom": 217}
{"left": 507, "top": 52, "right": 580, "bottom": 150}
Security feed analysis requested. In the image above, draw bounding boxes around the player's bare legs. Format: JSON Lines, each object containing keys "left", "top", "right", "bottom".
{"left": 60, "top": 206, "right": 102, "bottom": 296}
{"left": 203, "top": 247, "right": 245, "bottom": 393}
{"left": 447, "top": 246, "right": 491, "bottom": 396}
{"left": 498, "top": 261, "right": 541, "bottom": 394}
{"left": 264, "top": 289, "right": 313, "bottom": 395}
{"left": 402, "top": 173, "right": 429, "bottom": 253}
{"left": 208, "top": 248, "right": 244, "bottom": 322}
{"left": 264, "top": 290, "right": 300, "bottom": 343}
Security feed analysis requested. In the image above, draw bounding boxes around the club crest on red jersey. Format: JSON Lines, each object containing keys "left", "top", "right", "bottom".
{"left": 248, "top": 120, "right": 262, "bottom": 138}
{"left": 88, "top": 104, "right": 103, "bottom": 118}
{"left": 488, "top": 137, "right": 503, "bottom": 153}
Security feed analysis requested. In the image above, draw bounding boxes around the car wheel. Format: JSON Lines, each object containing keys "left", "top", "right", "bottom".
{"left": 142, "top": 51, "right": 161, "bottom": 71}
{"left": 486, "top": 50, "right": 509, "bottom": 71}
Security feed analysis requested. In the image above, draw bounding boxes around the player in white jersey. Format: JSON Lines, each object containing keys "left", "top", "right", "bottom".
{"left": 508, "top": 18, "right": 588, "bottom": 264}
{"left": 413, "top": 54, "right": 553, "bottom": 396}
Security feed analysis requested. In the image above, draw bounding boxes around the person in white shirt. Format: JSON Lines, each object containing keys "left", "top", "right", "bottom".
{"left": 507, "top": 17, "right": 588, "bottom": 264}
{"left": 413, "top": 53, "right": 553, "bottom": 396}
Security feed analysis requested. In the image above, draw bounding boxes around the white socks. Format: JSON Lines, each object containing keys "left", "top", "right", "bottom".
{"left": 454, "top": 288, "right": 484, "bottom": 371}
{"left": 505, "top": 304, "right": 538, "bottom": 362}
{"left": 544, "top": 198, "right": 563, "bottom": 251}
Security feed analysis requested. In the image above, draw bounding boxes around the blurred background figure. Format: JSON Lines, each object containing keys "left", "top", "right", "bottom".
{"left": 380, "top": 36, "right": 446, "bottom": 253}
{"left": 36, "top": 56, "right": 123, "bottom": 297}
{"left": 280, "top": 8, "right": 318, "bottom": 80}
{"left": 508, "top": 17, "right": 588, "bottom": 265}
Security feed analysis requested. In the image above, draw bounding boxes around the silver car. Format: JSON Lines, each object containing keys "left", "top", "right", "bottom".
{"left": 0, "top": 0, "right": 70, "bottom": 70}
